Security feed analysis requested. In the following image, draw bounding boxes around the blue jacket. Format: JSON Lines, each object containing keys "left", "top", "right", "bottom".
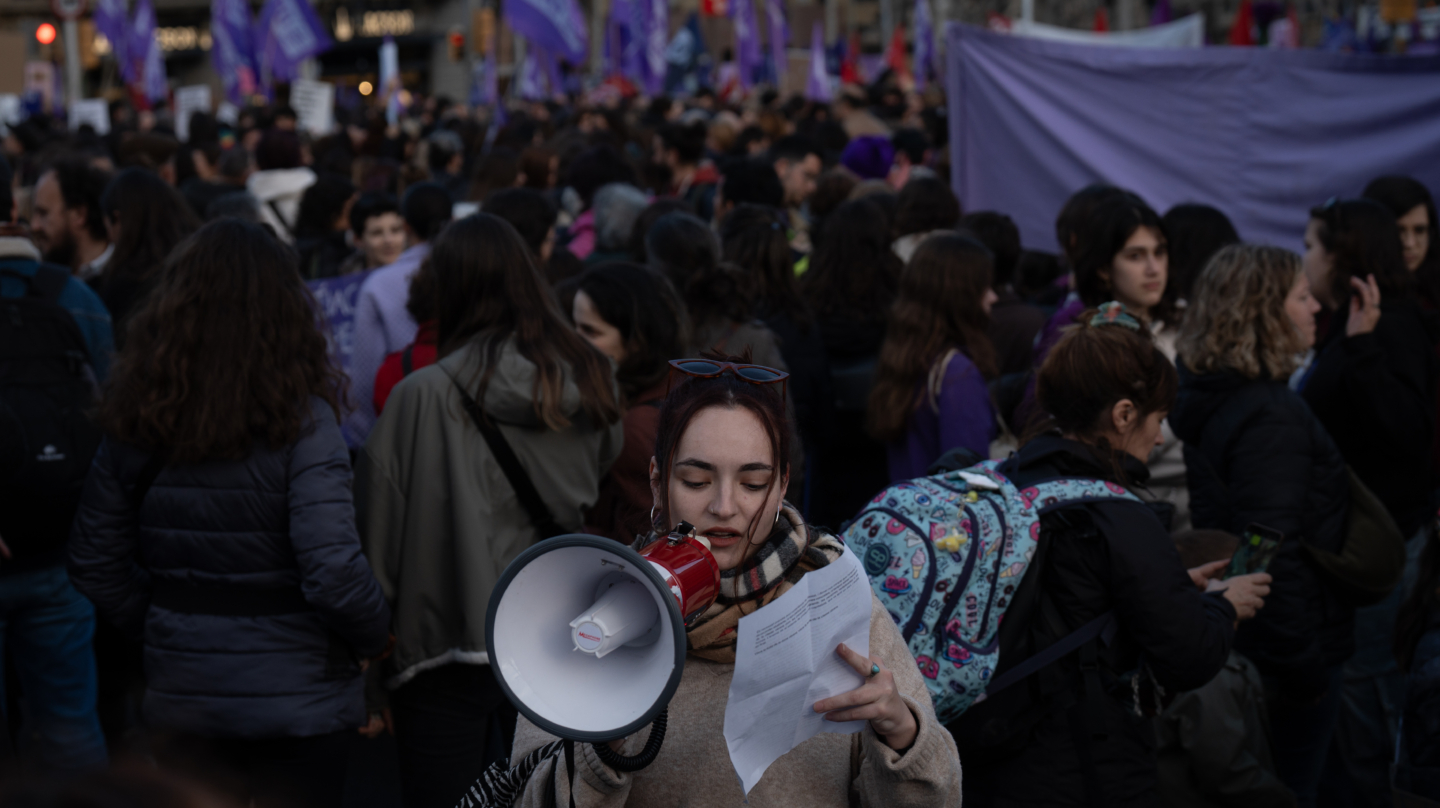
{"left": 0, "top": 243, "right": 115, "bottom": 381}
{"left": 68, "top": 398, "right": 391, "bottom": 739}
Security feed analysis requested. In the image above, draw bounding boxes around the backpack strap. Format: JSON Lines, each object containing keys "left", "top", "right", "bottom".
{"left": 983, "top": 611, "right": 1116, "bottom": 698}
{"left": 266, "top": 200, "right": 295, "bottom": 238}
{"left": 447, "top": 373, "right": 567, "bottom": 540}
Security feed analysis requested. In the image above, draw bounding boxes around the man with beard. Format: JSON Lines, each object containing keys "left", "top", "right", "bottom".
{"left": 31, "top": 160, "right": 112, "bottom": 281}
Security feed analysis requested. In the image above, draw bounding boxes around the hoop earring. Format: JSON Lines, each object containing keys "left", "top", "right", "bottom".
{"left": 650, "top": 504, "right": 661, "bottom": 527}
{"left": 774, "top": 507, "right": 781, "bottom": 525}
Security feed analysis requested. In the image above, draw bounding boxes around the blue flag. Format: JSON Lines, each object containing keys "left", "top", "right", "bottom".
{"left": 503, "top": 0, "right": 588, "bottom": 65}
{"left": 731, "top": 0, "right": 762, "bottom": 90}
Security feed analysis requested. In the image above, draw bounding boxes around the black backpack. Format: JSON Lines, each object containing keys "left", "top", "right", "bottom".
{"left": 0, "top": 264, "right": 103, "bottom": 567}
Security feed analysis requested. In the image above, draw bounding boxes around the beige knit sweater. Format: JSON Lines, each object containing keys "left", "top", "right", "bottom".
{"left": 512, "top": 596, "right": 963, "bottom": 807}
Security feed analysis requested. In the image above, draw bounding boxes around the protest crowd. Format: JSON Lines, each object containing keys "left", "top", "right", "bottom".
{"left": 2, "top": 29, "right": 1440, "bottom": 808}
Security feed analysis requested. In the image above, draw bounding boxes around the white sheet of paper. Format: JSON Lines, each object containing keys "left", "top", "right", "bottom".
{"left": 173, "top": 85, "right": 211, "bottom": 142}
{"left": 723, "top": 546, "right": 873, "bottom": 794}
{"left": 68, "top": 99, "right": 110, "bottom": 135}
{"left": 290, "top": 79, "right": 335, "bottom": 136}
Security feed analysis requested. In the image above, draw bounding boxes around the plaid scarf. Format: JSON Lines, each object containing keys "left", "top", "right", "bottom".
{"left": 635, "top": 502, "right": 845, "bottom": 664}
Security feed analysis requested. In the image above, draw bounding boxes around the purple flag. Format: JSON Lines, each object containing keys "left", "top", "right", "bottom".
{"left": 805, "top": 21, "right": 831, "bottom": 101}
{"left": 211, "top": 0, "right": 258, "bottom": 105}
{"left": 540, "top": 48, "right": 566, "bottom": 98}
{"left": 129, "top": 0, "right": 167, "bottom": 101}
{"left": 642, "top": 0, "right": 668, "bottom": 95}
{"left": 257, "top": 0, "right": 333, "bottom": 86}
{"left": 913, "top": 0, "right": 934, "bottom": 90}
{"left": 607, "top": 0, "right": 643, "bottom": 83}
{"left": 93, "top": 0, "right": 130, "bottom": 80}
{"left": 1150, "top": 0, "right": 1173, "bottom": 26}
{"left": 503, "top": 0, "right": 588, "bottom": 65}
{"left": 731, "top": 0, "right": 761, "bottom": 89}
{"left": 765, "top": 0, "right": 788, "bottom": 88}
{"left": 518, "top": 46, "right": 546, "bottom": 100}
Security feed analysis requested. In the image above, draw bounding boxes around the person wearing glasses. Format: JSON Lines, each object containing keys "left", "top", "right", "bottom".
{"left": 1299, "top": 198, "right": 1439, "bottom": 803}
{"left": 509, "top": 354, "right": 964, "bottom": 807}
{"left": 357, "top": 214, "right": 624, "bottom": 808}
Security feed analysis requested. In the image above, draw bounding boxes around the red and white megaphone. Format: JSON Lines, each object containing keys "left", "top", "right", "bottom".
{"left": 486, "top": 523, "right": 719, "bottom": 769}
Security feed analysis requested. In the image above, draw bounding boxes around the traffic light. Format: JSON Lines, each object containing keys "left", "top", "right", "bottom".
{"left": 448, "top": 29, "right": 465, "bottom": 61}
{"left": 35, "top": 23, "right": 57, "bottom": 45}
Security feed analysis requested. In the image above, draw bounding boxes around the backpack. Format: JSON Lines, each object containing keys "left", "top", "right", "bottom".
{"left": 0, "top": 264, "right": 102, "bottom": 565}
{"left": 842, "top": 460, "right": 1141, "bottom": 724}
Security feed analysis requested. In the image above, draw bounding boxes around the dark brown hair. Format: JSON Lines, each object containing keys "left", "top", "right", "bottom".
{"left": 801, "top": 197, "right": 902, "bottom": 324}
{"left": 98, "top": 219, "right": 345, "bottom": 464}
{"left": 652, "top": 349, "right": 793, "bottom": 550}
{"left": 432, "top": 213, "right": 621, "bottom": 431}
{"left": 869, "top": 234, "right": 998, "bottom": 442}
{"left": 1309, "top": 197, "right": 1414, "bottom": 307}
{"left": 574, "top": 262, "right": 688, "bottom": 405}
{"left": 1073, "top": 194, "right": 1176, "bottom": 325}
{"left": 100, "top": 167, "right": 201, "bottom": 287}
{"left": 1035, "top": 309, "right": 1177, "bottom": 446}
{"left": 722, "top": 204, "right": 810, "bottom": 327}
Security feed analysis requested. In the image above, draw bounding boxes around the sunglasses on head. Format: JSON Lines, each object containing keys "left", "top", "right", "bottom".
{"left": 666, "top": 359, "right": 790, "bottom": 401}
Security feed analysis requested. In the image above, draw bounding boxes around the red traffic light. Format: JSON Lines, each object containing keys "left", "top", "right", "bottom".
{"left": 35, "top": 23, "right": 57, "bottom": 45}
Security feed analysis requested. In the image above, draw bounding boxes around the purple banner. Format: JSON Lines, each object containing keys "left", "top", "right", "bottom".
{"left": 806, "top": 21, "right": 831, "bottom": 101}
{"left": 945, "top": 23, "right": 1440, "bottom": 252}
{"left": 503, "top": 0, "right": 588, "bottom": 65}
{"left": 257, "top": 0, "right": 333, "bottom": 85}
{"left": 765, "top": 0, "right": 788, "bottom": 87}
{"left": 913, "top": 0, "right": 934, "bottom": 90}
{"left": 642, "top": 0, "right": 668, "bottom": 95}
{"left": 211, "top": 0, "right": 258, "bottom": 105}
{"left": 94, "top": 0, "right": 130, "bottom": 80}
{"left": 308, "top": 272, "right": 370, "bottom": 386}
{"left": 130, "top": 0, "right": 167, "bottom": 101}
{"left": 731, "top": 0, "right": 761, "bottom": 89}
{"left": 518, "top": 45, "right": 546, "bottom": 100}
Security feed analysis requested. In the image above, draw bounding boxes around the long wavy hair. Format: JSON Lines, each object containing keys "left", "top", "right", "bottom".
{"left": 721, "top": 204, "right": 811, "bottom": 328}
{"left": 801, "top": 197, "right": 902, "bottom": 325}
{"left": 98, "top": 219, "right": 344, "bottom": 464}
{"left": 99, "top": 167, "right": 201, "bottom": 287}
{"left": 1176, "top": 244, "right": 1307, "bottom": 381}
{"left": 433, "top": 213, "right": 621, "bottom": 431}
{"left": 867, "top": 234, "right": 998, "bottom": 442}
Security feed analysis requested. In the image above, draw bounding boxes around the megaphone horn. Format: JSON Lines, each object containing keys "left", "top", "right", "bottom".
{"left": 486, "top": 523, "right": 721, "bottom": 771}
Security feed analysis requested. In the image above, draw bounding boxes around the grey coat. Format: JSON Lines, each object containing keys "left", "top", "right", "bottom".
{"left": 68, "top": 398, "right": 391, "bottom": 739}
{"left": 357, "top": 340, "right": 623, "bottom": 690}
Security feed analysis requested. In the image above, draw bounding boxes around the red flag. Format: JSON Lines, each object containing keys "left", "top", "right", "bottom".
{"left": 841, "top": 32, "right": 861, "bottom": 84}
{"left": 1093, "top": 7, "right": 1110, "bottom": 31}
{"left": 1229, "top": 0, "right": 1255, "bottom": 45}
{"left": 885, "top": 25, "right": 909, "bottom": 79}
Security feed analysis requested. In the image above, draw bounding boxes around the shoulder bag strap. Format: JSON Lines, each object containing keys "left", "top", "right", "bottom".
{"left": 401, "top": 344, "right": 415, "bottom": 377}
{"left": 266, "top": 200, "right": 295, "bottom": 238}
{"left": 448, "top": 374, "right": 566, "bottom": 539}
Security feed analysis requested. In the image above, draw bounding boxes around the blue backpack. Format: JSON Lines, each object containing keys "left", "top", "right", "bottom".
{"left": 842, "top": 460, "right": 1141, "bottom": 724}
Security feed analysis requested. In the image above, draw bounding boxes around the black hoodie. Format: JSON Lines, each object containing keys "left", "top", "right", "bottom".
{"left": 1303, "top": 297, "right": 1438, "bottom": 536}
{"left": 958, "top": 434, "right": 1236, "bottom": 808}
{"left": 1170, "top": 365, "right": 1354, "bottom": 693}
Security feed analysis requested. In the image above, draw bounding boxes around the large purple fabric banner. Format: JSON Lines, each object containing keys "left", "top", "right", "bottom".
{"left": 946, "top": 23, "right": 1440, "bottom": 253}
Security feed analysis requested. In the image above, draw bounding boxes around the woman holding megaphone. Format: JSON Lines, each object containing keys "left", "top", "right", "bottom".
{"left": 508, "top": 353, "right": 963, "bottom": 807}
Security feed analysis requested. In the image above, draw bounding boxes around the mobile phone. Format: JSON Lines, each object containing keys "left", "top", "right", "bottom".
{"left": 1225, "top": 523, "right": 1284, "bottom": 579}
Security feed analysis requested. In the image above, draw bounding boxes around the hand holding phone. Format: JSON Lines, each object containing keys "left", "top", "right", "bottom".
{"left": 1224, "top": 523, "right": 1284, "bottom": 579}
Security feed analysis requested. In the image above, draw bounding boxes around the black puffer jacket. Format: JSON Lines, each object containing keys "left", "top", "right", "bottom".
{"left": 1171, "top": 366, "right": 1353, "bottom": 694}
{"left": 957, "top": 434, "right": 1236, "bottom": 808}
{"left": 68, "top": 398, "right": 391, "bottom": 739}
{"left": 1303, "top": 299, "right": 1438, "bottom": 536}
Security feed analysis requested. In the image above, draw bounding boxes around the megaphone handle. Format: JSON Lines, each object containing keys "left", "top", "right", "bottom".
{"left": 591, "top": 707, "right": 668, "bottom": 773}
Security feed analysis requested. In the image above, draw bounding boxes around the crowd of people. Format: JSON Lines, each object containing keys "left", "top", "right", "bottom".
{"left": 1, "top": 73, "right": 1439, "bottom": 808}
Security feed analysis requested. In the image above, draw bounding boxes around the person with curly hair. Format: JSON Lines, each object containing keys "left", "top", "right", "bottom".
{"left": 1171, "top": 244, "right": 1352, "bottom": 807}
{"left": 68, "top": 219, "right": 392, "bottom": 808}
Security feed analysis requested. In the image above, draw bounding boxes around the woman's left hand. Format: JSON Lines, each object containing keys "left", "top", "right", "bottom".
{"left": 1347, "top": 274, "right": 1382, "bottom": 336}
{"left": 813, "top": 643, "right": 919, "bottom": 752}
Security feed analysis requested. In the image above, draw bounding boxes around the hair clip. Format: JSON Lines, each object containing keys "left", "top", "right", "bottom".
{"left": 1089, "top": 301, "right": 1142, "bottom": 331}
